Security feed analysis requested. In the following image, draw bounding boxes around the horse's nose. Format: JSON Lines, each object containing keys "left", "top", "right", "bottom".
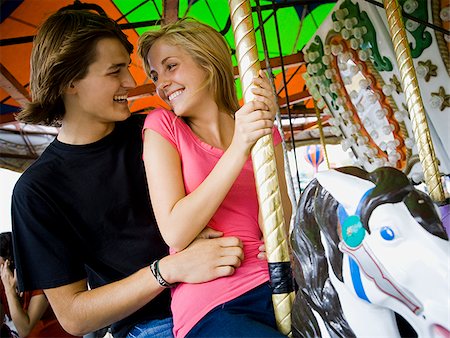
{"left": 431, "top": 323, "right": 450, "bottom": 338}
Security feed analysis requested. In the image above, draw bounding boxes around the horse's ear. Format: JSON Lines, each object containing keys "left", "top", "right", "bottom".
{"left": 316, "top": 169, "right": 375, "bottom": 215}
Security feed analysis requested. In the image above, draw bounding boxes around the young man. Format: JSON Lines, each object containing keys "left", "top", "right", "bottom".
{"left": 11, "top": 9, "right": 244, "bottom": 337}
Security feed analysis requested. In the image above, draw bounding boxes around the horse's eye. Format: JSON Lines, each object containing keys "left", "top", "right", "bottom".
{"left": 380, "top": 226, "right": 395, "bottom": 240}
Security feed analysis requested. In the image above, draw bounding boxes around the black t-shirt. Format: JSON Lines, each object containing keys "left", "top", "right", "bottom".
{"left": 12, "top": 114, "right": 171, "bottom": 337}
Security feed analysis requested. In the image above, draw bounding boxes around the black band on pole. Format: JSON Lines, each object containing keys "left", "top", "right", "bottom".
{"left": 268, "top": 262, "right": 294, "bottom": 294}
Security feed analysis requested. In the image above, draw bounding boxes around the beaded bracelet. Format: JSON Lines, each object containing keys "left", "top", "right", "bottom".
{"left": 150, "top": 259, "right": 177, "bottom": 288}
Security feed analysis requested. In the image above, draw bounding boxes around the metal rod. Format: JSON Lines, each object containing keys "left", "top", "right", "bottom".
{"left": 291, "top": 4, "right": 308, "bottom": 55}
{"left": 366, "top": 0, "right": 450, "bottom": 35}
{"left": 276, "top": 65, "right": 302, "bottom": 96}
{"left": 313, "top": 99, "right": 330, "bottom": 169}
{"left": 255, "top": 0, "right": 298, "bottom": 208}
{"left": 271, "top": 0, "right": 303, "bottom": 195}
{"left": 255, "top": 0, "right": 337, "bottom": 12}
{"left": 115, "top": 0, "right": 150, "bottom": 22}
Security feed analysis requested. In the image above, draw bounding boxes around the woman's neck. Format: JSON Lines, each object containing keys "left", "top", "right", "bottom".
{"left": 187, "top": 110, "right": 234, "bottom": 150}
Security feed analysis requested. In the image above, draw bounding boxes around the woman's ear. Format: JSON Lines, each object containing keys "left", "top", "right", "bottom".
{"left": 65, "top": 81, "right": 77, "bottom": 94}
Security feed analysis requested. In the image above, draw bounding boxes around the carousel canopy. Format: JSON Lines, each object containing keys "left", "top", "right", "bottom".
{"left": 0, "top": 0, "right": 339, "bottom": 172}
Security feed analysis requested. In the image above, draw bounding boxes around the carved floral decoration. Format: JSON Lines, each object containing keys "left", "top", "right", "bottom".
{"left": 431, "top": 86, "right": 450, "bottom": 111}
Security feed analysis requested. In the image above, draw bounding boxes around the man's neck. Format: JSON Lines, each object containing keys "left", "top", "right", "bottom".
{"left": 57, "top": 122, "right": 115, "bottom": 145}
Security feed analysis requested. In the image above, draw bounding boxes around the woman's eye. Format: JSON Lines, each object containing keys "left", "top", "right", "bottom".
{"left": 168, "top": 64, "right": 176, "bottom": 70}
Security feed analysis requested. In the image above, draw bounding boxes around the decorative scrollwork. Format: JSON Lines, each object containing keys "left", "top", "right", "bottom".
{"left": 332, "top": 0, "right": 393, "bottom": 72}
{"left": 399, "top": 0, "right": 432, "bottom": 58}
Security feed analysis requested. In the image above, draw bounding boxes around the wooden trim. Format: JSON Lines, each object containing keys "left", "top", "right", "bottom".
{"left": 0, "top": 112, "right": 17, "bottom": 125}
{"left": 278, "top": 91, "right": 311, "bottom": 107}
{"left": 0, "top": 63, "right": 30, "bottom": 107}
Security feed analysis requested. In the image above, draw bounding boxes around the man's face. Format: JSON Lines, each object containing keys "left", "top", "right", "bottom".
{"left": 65, "top": 37, "right": 136, "bottom": 126}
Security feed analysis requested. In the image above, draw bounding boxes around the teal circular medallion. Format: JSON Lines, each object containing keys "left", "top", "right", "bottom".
{"left": 342, "top": 215, "right": 365, "bottom": 248}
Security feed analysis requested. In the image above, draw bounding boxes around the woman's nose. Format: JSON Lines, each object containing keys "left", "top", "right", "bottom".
{"left": 157, "top": 77, "right": 171, "bottom": 91}
{"left": 156, "top": 78, "right": 171, "bottom": 97}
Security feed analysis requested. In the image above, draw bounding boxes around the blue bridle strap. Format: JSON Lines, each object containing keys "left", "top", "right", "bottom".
{"left": 338, "top": 188, "right": 374, "bottom": 303}
{"left": 349, "top": 256, "right": 370, "bottom": 303}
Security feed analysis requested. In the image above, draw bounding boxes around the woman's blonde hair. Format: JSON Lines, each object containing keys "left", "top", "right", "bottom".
{"left": 18, "top": 10, "right": 133, "bottom": 126}
{"left": 138, "top": 19, "right": 239, "bottom": 114}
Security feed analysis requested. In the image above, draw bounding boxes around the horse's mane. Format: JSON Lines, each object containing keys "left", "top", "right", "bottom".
{"left": 336, "top": 167, "right": 447, "bottom": 240}
{"left": 291, "top": 178, "right": 355, "bottom": 338}
{"left": 403, "top": 189, "right": 448, "bottom": 240}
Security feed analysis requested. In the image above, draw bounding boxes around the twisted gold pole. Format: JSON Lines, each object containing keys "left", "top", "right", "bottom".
{"left": 313, "top": 100, "right": 330, "bottom": 169}
{"left": 228, "top": 0, "right": 294, "bottom": 335}
{"left": 383, "top": 0, "right": 445, "bottom": 202}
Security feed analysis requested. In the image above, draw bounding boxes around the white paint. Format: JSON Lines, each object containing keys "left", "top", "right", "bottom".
{"left": 0, "top": 169, "right": 21, "bottom": 233}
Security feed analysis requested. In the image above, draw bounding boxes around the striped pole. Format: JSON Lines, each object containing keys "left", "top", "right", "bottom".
{"left": 383, "top": 0, "right": 445, "bottom": 202}
{"left": 228, "top": 0, "right": 295, "bottom": 335}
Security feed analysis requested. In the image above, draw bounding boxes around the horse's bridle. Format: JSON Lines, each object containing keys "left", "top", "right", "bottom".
{"left": 337, "top": 188, "right": 423, "bottom": 315}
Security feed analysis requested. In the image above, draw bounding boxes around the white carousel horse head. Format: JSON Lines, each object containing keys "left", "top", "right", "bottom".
{"left": 291, "top": 166, "right": 450, "bottom": 338}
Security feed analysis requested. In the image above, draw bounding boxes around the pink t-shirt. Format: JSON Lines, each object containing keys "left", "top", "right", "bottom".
{"left": 143, "top": 108, "right": 282, "bottom": 338}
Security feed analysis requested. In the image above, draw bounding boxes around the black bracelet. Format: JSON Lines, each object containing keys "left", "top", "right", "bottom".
{"left": 150, "top": 259, "right": 177, "bottom": 288}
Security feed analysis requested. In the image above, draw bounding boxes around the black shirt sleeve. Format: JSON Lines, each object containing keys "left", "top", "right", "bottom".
{"left": 12, "top": 175, "right": 86, "bottom": 292}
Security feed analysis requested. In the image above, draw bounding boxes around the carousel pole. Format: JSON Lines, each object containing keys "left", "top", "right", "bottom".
{"left": 254, "top": 0, "right": 298, "bottom": 211}
{"left": 313, "top": 100, "right": 330, "bottom": 169}
{"left": 383, "top": 0, "right": 445, "bottom": 202}
{"left": 228, "top": 0, "right": 295, "bottom": 335}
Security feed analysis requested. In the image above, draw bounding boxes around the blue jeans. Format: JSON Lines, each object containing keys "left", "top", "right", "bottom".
{"left": 186, "top": 283, "right": 286, "bottom": 337}
{"left": 127, "top": 317, "right": 174, "bottom": 338}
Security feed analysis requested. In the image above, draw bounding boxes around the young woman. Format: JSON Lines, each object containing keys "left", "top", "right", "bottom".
{"left": 138, "top": 19, "right": 292, "bottom": 338}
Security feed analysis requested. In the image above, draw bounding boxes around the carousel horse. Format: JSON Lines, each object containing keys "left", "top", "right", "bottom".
{"left": 291, "top": 166, "right": 450, "bottom": 338}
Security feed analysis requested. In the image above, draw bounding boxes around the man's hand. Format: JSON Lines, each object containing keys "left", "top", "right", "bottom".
{"left": 195, "top": 227, "right": 224, "bottom": 239}
{"left": 159, "top": 228, "right": 244, "bottom": 284}
{"left": 257, "top": 242, "right": 266, "bottom": 260}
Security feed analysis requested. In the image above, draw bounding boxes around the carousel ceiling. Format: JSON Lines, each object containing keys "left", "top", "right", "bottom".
{"left": 0, "top": 0, "right": 338, "bottom": 172}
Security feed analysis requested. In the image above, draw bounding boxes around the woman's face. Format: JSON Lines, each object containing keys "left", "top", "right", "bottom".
{"left": 147, "top": 39, "right": 213, "bottom": 117}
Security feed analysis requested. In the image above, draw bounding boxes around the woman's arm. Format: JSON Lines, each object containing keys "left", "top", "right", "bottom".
{"left": 0, "top": 263, "right": 48, "bottom": 337}
{"left": 14, "top": 294, "right": 48, "bottom": 337}
{"left": 144, "top": 77, "right": 276, "bottom": 252}
{"left": 144, "top": 101, "right": 273, "bottom": 251}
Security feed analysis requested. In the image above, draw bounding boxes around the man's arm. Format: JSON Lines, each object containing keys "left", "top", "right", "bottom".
{"left": 158, "top": 229, "right": 243, "bottom": 284}
{"left": 44, "top": 232, "right": 243, "bottom": 336}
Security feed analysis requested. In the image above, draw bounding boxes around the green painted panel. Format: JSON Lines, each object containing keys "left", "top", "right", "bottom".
{"left": 112, "top": 0, "right": 336, "bottom": 99}
{"left": 113, "top": 0, "right": 335, "bottom": 59}
{"left": 114, "top": 0, "right": 162, "bottom": 24}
